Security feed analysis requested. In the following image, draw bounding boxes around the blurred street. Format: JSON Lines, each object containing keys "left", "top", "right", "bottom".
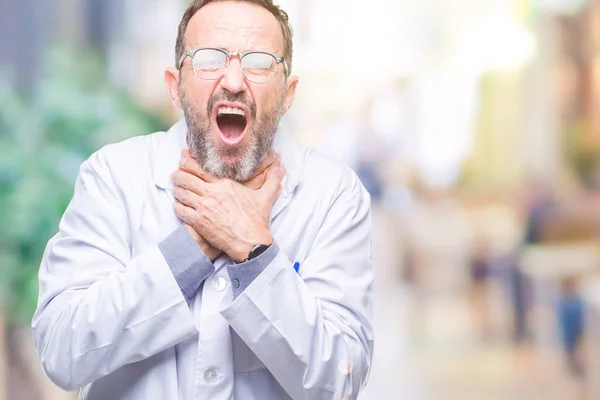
{"left": 361, "top": 204, "right": 585, "bottom": 399}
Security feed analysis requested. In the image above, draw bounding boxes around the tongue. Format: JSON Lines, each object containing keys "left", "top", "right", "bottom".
{"left": 218, "top": 114, "right": 246, "bottom": 139}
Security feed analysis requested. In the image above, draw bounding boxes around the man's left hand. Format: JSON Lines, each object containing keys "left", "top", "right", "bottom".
{"left": 172, "top": 154, "right": 285, "bottom": 263}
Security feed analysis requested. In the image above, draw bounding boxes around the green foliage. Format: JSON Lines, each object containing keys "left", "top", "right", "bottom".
{"left": 0, "top": 45, "right": 168, "bottom": 324}
{"left": 564, "top": 119, "right": 600, "bottom": 188}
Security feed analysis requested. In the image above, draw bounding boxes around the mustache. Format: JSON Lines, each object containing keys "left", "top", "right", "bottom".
{"left": 207, "top": 92, "right": 257, "bottom": 120}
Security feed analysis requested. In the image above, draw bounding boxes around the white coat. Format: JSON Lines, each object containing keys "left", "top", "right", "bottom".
{"left": 32, "top": 120, "right": 374, "bottom": 399}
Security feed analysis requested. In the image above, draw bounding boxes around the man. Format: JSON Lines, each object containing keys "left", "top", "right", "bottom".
{"left": 32, "top": 1, "right": 374, "bottom": 399}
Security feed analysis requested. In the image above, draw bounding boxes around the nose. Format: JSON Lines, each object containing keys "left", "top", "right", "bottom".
{"left": 220, "top": 57, "right": 246, "bottom": 95}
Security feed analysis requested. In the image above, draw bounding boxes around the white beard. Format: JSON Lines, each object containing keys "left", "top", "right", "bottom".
{"left": 180, "top": 90, "right": 283, "bottom": 182}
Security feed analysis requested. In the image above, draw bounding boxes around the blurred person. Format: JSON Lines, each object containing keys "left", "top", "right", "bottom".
{"left": 354, "top": 133, "right": 385, "bottom": 204}
{"left": 356, "top": 160, "right": 384, "bottom": 203}
{"left": 468, "top": 237, "right": 493, "bottom": 340}
{"left": 469, "top": 238, "right": 490, "bottom": 284}
{"left": 31, "top": 1, "right": 374, "bottom": 399}
{"left": 510, "top": 180, "right": 556, "bottom": 343}
{"left": 522, "top": 181, "right": 555, "bottom": 245}
{"left": 557, "top": 277, "right": 584, "bottom": 377}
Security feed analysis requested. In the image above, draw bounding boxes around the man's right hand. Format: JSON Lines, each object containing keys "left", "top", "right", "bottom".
{"left": 183, "top": 223, "right": 222, "bottom": 262}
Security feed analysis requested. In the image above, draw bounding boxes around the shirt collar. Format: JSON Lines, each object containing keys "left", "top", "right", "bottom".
{"left": 152, "top": 119, "right": 304, "bottom": 198}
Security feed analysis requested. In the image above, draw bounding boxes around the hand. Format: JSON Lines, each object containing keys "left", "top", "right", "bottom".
{"left": 173, "top": 153, "right": 285, "bottom": 262}
{"left": 174, "top": 150, "right": 223, "bottom": 261}
{"left": 172, "top": 150, "right": 281, "bottom": 261}
{"left": 182, "top": 223, "right": 222, "bottom": 262}
{"left": 243, "top": 150, "right": 281, "bottom": 190}
{"left": 175, "top": 149, "right": 280, "bottom": 258}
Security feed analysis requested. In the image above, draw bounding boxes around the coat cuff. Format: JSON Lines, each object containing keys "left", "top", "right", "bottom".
{"left": 158, "top": 225, "right": 214, "bottom": 300}
{"left": 227, "top": 241, "right": 279, "bottom": 299}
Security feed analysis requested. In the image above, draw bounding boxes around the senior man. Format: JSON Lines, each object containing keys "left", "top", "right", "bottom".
{"left": 32, "top": 1, "right": 374, "bottom": 399}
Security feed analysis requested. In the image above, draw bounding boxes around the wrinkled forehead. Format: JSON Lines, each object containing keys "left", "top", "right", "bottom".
{"left": 185, "top": 1, "right": 284, "bottom": 54}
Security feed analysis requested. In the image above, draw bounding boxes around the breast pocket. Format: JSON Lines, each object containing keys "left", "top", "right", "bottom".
{"left": 231, "top": 329, "right": 267, "bottom": 372}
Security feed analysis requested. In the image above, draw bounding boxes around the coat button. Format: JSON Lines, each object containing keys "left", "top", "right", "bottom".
{"left": 204, "top": 368, "right": 219, "bottom": 383}
{"left": 232, "top": 279, "right": 240, "bottom": 289}
{"left": 211, "top": 277, "right": 227, "bottom": 292}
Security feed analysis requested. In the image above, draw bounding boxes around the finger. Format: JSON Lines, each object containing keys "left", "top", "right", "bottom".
{"left": 263, "top": 150, "right": 279, "bottom": 169}
{"left": 245, "top": 173, "right": 266, "bottom": 190}
{"left": 173, "top": 186, "right": 201, "bottom": 209}
{"left": 171, "top": 169, "right": 209, "bottom": 196}
{"left": 262, "top": 156, "right": 281, "bottom": 179}
{"left": 179, "top": 149, "right": 217, "bottom": 183}
{"left": 260, "top": 164, "right": 286, "bottom": 203}
{"left": 260, "top": 150, "right": 278, "bottom": 171}
{"left": 248, "top": 154, "right": 283, "bottom": 189}
{"left": 245, "top": 151, "right": 279, "bottom": 183}
{"left": 246, "top": 162, "right": 276, "bottom": 190}
{"left": 262, "top": 157, "right": 282, "bottom": 183}
{"left": 174, "top": 202, "right": 195, "bottom": 225}
{"left": 182, "top": 222, "right": 202, "bottom": 242}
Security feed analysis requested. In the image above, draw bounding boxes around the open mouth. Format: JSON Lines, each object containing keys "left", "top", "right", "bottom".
{"left": 214, "top": 104, "right": 249, "bottom": 146}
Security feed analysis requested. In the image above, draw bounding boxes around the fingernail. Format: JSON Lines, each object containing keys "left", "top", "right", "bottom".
{"left": 179, "top": 157, "right": 187, "bottom": 167}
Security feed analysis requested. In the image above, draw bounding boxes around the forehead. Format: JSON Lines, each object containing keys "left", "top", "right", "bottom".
{"left": 186, "top": 1, "right": 284, "bottom": 53}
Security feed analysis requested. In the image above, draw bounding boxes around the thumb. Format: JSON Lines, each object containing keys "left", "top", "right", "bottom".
{"left": 260, "top": 164, "right": 286, "bottom": 204}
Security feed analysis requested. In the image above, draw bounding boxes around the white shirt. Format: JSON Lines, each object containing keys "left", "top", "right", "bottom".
{"left": 32, "top": 120, "right": 374, "bottom": 399}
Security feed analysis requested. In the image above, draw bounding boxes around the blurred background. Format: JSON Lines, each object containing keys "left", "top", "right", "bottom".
{"left": 2, "top": 0, "right": 600, "bottom": 399}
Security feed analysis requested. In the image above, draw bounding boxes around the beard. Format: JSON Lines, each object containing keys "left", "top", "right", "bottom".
{"left": 180, "top": 88, "right": 284, "bottom": 182}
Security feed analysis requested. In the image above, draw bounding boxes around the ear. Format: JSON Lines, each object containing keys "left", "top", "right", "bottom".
{"left": 164, "top": 67, "right": 182, "bottom": 109}
{"left": 281, "top": 75, "right": 299, "bottom": 116}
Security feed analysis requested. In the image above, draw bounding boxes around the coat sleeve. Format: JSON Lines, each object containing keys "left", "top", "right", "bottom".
{"left": 31, "top": 150, "right": 199, "bottom": 391}
{"left": 220, "top": 180, "right": 374, "bottom": 399}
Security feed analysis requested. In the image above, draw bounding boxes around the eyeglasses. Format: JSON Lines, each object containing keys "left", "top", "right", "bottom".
{"left": 178, "top": 47, "right": 288, "bottom": 84}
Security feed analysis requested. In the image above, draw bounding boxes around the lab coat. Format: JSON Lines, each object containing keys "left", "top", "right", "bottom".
{"left": 32, "top": 120, "right": 374, "bottom": 399}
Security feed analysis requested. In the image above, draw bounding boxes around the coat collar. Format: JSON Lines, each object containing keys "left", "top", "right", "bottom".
{"left": 152, "top": 119, "right": 305, "bottom": 201}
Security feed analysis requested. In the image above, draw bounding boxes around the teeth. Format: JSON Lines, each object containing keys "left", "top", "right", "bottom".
{"left": 217, "top": 106, "right": 246, "bottom": 117}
